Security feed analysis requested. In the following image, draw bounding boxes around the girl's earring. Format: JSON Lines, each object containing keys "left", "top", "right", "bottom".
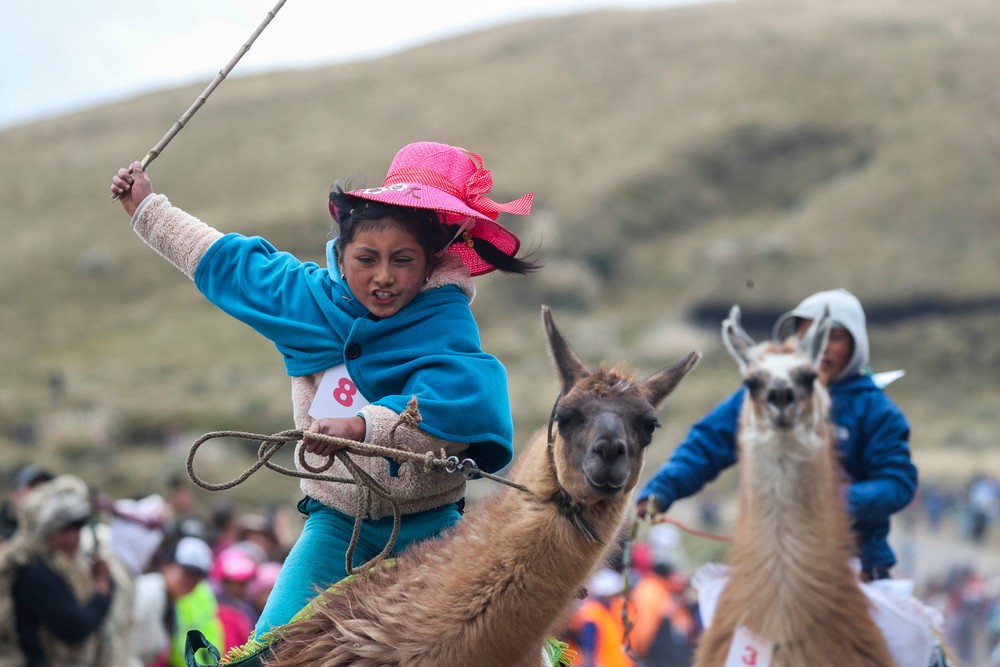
{"left": 340, "top": 272, "right": 346, "bottom": 280}
{"left": 424, "top": 276, "right": 430, "bottom": 284}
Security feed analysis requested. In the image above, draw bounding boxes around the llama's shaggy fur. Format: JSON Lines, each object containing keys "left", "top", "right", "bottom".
{"left": 265, "top": 306, "right": 700, "bottom": 667}
{"left": 693, "top": 307, "right": 895, "bottom": 667}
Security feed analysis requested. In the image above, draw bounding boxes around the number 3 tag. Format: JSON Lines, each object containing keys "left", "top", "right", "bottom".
{"left": 724, "top": 625, "right": 773, "bottom": 667}
{"left": 309, "top": 364, "right": 370, "bottom": 419}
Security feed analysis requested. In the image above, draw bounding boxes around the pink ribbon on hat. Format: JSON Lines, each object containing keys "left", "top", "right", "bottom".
{"left": 461, "top": 150, "right": 533, "bottom": 219}
{"left": 383, "top": 148, "right": 532, "bottom": 221}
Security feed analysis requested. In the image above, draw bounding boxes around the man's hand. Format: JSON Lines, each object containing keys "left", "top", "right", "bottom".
{"left": 91, "top": 558, "right": 113, "bottom": 596}
{"left": 635, "top": 496, "right": 662, "bottom": 520}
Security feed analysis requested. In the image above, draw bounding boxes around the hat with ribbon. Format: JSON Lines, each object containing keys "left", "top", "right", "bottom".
{"left": 333, "top": 142, "right": 533, "bottom": 276}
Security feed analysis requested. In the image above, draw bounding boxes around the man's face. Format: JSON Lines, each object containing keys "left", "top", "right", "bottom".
{"left": 47, "top": 522, "right": 83, "bottom": 556}
{"left": 164, "top": 563, "right": 205, "bottom": 600}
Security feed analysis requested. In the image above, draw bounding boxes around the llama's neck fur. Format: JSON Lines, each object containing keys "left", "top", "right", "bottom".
{"left": 726, "top": 408, "right": 854, "bottom": 640}
{"left": 693, "top": 394, "right": 895, "bottom": 667}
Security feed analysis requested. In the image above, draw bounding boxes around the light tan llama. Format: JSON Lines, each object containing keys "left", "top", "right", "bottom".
{"left": 692, "top": 306, "right": 896, "bottom": 667}
{"left": 264, "top": 305, "right": 700, "bottom": 667}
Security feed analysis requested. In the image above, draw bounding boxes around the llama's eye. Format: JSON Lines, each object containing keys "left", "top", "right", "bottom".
{"left": 643, "top": 418, "right": 661, "bottom": 438}
{"left": 555, "top": 409, "right": 578, "bottom": 429}
{"left": 799, "top": 370, "right": 818, "bottom": 388}
{"left": 744, "top": 376, "right": 763, "bottom": 394}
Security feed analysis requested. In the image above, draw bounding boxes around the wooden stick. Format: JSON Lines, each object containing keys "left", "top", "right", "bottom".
{"left": 114, "top": 0, "right": 289, "bottom": 198}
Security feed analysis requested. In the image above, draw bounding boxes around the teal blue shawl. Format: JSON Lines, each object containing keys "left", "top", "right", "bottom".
{"left": 194, "top": 234, "right": 513, "bottom": 473}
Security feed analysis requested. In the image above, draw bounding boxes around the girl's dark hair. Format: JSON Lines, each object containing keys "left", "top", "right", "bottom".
{"left": 329, "top": 183, "right": 541, "bottom": 275}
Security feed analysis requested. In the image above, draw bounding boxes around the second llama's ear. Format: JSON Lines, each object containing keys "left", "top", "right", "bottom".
{"left": 800, "top": 305, "right": 833, "bottom": 368}
{"left": 722, "top": 305, "right": 755, "bottom": 375}
{"left": 542, "top": 305, "right": 590, "bottom": 394}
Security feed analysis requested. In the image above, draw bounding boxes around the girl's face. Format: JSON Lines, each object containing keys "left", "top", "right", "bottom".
{"left": 340, "top": 220, "right": 432, "bottom": 318}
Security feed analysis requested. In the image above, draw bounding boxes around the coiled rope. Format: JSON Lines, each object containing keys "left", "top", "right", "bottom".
{"left": 185, "top": 398, "right": 527, "bottom": 575}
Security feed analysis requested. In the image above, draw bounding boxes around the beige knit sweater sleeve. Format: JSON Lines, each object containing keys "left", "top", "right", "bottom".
{"left": 130, "top": 193, "right": 223, "bottom": 278}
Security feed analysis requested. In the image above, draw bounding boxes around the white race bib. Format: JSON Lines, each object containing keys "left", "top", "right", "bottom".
{"left": 724, "top": 625, "right": 773, "bottom": 667}
{"left": 309, "top": 364, "right": 370, "bottom": 419}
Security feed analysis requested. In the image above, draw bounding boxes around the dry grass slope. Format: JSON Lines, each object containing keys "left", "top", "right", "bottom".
{"left": 1, "top": 0, "right": 998, "bottom": 504}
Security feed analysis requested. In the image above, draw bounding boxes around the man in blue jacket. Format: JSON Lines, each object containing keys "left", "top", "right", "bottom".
{"left": 637, "top": 289, "right": 917, "bottom": 581}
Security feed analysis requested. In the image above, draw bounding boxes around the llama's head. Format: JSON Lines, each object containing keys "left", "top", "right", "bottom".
{"left": 542, "top": 306, "right": 700, "bottom": 505}
{"left": 722, "top": 304, "right": 832, "bottom": 431}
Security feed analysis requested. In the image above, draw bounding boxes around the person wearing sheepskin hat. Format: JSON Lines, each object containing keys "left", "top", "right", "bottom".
{"left": 0, "top": 474, "right": 115, "bottom": 667}
{"left": 110, "top": 142, "right": 540, "bottom": 645}
{"left": 638, "top": 289, "right": 917, "bottom": 582}
{"left": 0, "top": 465, "right": 55, "bottom": 544}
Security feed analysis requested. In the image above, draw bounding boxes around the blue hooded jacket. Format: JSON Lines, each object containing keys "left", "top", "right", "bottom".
{"left": 640, "top": 289, "right": 917, "bottom": 571}
{"left": 192, "top": 233, "right": 514, "bottom": 473}
{"left": 638, "top": 374, "right": 916, "bottom": 571}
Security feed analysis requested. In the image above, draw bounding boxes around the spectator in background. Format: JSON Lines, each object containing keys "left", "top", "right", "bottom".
{"left": 571, "top": 568, "right": 635, "bottom": 667}
{"left": 211, "top": 548, "right": 259, "bottom": 653}
{"left": 164, "top": 475, "right": 209, "bottom": 544}
{"left": 0, "top": 474, "right": 115, "bottom": 666}
{"left": 235, "top": 514, "right": 282, "bottom": 563}
{"left": 208, "top": 501, "right": 239, "bottom": 557}
{"left": 967, "top": 474, "right": 1000, "bottom": 544}
{"left": 131, "top": 536, "right": 220, "bottom": 667}
{"left": 628, "top": 524, "right": 696, "bottom": 665}
{"left": 84, "top": 494, "right": 167, "bottom": 667}
{"left": 104, "top": 494, "right": 168, "bottom": 579}
{"left": 0, "top": 465, "right": 55, "bottom": 543}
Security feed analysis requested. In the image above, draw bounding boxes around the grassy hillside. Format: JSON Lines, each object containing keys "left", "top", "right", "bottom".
{"left": 1, "top": 0, "right": 998, "bottom": 506}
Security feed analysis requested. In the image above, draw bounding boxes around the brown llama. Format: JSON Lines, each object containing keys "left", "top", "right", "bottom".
{"left": 264, "top": 306, "right": 700, "bottom": 667}
{"left": 692, "top": 305, "right": 897, "bottom": 667}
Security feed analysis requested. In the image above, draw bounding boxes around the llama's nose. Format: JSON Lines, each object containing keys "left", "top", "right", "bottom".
{"left": 768, "top": 385, "right": 795, "bottom": 409}
{"left": 593, "top": 413, "right": 627, "bottom": 463}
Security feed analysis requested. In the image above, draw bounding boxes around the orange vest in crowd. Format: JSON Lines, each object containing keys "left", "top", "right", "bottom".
{"left": 627, "top": 573, "right": 694, "bottom": 657}
{"left": 570, "top": 598, "right": 635, "bottom": 667}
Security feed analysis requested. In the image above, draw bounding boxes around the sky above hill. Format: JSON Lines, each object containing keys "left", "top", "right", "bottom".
{"left": 0, "top": 0, "right": 713, "bottom": 129}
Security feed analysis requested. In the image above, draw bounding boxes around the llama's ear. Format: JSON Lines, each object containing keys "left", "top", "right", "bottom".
{"left": 644, "top": 351, "right": 701, "bottom": 407}
{"left": 542, "top": 305, "right": 590, "bottom": 393}
{"left": 800, "top": 304, "right": 832, "bottom": 367}
{"left": 721, "top": 305, "right": 755, "bottom": 375}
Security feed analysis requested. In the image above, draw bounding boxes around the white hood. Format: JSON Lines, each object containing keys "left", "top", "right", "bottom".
{"left": 772, "top": 288, "right": 869, "bottom": 382}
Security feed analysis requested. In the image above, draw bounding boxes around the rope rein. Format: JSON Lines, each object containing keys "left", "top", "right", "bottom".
{"left": 618, "top": 499, "right": 731, "bottom": 662}
{"left": 185, "top": 396, "right": 571, "bottom": 575}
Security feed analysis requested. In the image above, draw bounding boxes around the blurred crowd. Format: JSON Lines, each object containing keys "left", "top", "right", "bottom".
{"left": 915, "top": 474, "right": 1000, "bottom": 544}
{"left": 907, "top": 473, "right": 1000, "bottom": 666}
{"left": 922, "top": 565, "right": 1000, "bottom": 666}
{"left": 0, "top": 464, "right": 292, "bottom": 667}
{"left": 3, "top": 462, "right": 998, "bottom": 667}
{"left": 559, "top": 523, "right": 700, "bottom": 667}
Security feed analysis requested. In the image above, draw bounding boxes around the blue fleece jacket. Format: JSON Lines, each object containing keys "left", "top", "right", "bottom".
{"left": 638, "top": 372, "right": 917, "bottom": 571}
{"left": 192, "top": 233, "right": 514, "bottom": 473}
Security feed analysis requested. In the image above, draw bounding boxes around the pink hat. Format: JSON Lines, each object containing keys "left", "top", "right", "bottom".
{"left": 335, "top": 142, "right": 533, "bottom": 276}
{"left": 215, "top": 547, "right": 258, "bottom": 583}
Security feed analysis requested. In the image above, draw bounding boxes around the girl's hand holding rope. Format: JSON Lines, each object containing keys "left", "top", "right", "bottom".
{"left": 303, "top": 416, "right": 367, "bottom": 458}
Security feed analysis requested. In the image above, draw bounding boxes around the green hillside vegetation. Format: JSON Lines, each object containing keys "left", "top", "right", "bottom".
{"left": 1, "top": 0, "right": 998, "bottom": 508}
